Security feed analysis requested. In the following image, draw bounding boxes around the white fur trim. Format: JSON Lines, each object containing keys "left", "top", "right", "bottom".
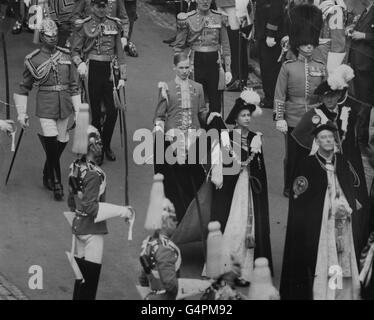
{"left": 340, "top": 106, "right": 350, "bottom": 133}
{"left": 158, "top": 81, "right": 169, "bottom": 104}
{"left": 250, "top": 132, "right": 262, "bottom": 154}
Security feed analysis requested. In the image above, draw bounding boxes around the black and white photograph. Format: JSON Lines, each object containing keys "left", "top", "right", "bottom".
{"left": 0, "top": 0, "right": 374, "bottom": 305}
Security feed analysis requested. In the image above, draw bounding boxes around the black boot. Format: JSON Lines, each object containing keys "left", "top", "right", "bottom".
{"left": 38, "top": 134, "right": 53, "bottom": 191}
{"left": 72, "top": 257, "right": 86, "bottom": 300}
{"left": 43, "top": 141, "right": 67, "bottom": 191}
{"left": 78, "top": 260, "right": 102, "bottom": 300}
{"left": 43, "top": 136, "right": 64, "bottom": 201}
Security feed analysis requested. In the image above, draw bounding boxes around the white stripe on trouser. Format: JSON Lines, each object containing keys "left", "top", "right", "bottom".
{"left": 362, "top": 156, "right": 374, "bottom": 194}
{"left": 74, "top": 234, "right": 104, "bottom": 264}
{"left": 39, "top": 118, "right": 70, "bottom": 142}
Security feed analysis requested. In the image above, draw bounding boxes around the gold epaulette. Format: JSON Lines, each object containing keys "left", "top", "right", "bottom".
{"left": 210, "top": 9, "right": 222, "bottom": 15}
{"left": 106, "top": 15, "right": 122, "bottom": 25}
{"left": 74, "top": 16, "right": 92, "bottom": 29}
{"left": 284, "top": 58, "right": 297, "bottom": 64}
{"left": 57, "top": 46, "right": 71, "bottom": 54}
{"left": 25, "top": 49, "right": 40, "bottom": 61}
{"left": 312, "top": 58, "right": 325, "bottom": 65}
{"left": 177, "top": 10, "right": 196, "bottom": 21}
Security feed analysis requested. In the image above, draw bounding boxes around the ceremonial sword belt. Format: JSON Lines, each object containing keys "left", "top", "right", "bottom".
{"left": 88, "top": 54, "right": 114, "bottom": 62}
{"left": 38, "top": 84, "right": 69, "bottom": 91}
{"left": 192, "top": 45, "right": 220, "bottom": 53}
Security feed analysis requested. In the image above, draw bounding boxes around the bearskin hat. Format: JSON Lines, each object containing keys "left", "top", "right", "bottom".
{"left": 289, "top": 4, "right": 323, "bottom": 55}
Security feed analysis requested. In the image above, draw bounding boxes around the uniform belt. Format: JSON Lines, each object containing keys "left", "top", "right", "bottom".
{"left": 288, "top": 100, "right": 321, "bottom": 108}
{"left": 39, "top": 84, "right": 69, "bottom": 92}
{"left": 319, "top": 38, "right": 331, "bottom": 45}
{"left": 75, "top": 209, "right": 88, "bottom": 217}
{"left": 88, "top": 54, "right": 113, "bottom": 62}
{"left": 192, "top": 45, "right": 219, "bottom": 53}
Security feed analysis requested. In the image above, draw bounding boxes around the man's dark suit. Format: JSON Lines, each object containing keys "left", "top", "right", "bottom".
{"left": 254, "top": 0, "right": 285, "bottom": 109}
{"left": 349, "top": 3, "right": 374, "bottom": 150}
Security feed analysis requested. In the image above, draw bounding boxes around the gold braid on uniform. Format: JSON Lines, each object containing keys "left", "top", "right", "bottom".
{"left": 24, "top": 50, "right": 64, "bottom": 86}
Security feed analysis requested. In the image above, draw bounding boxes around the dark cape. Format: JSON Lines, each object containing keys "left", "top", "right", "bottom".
{"left": 210, "top": 130, "right": 273, "bottom": 270}
{"left": 292, "top": 102, "right": 371, "bottom": 239}
{"left": 280, "top": 153, "right": 367, "bottom": 300}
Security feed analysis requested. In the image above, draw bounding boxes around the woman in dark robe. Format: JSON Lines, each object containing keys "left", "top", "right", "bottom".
{"left": 210, "top": 88, "right": 273, "bottom": 286}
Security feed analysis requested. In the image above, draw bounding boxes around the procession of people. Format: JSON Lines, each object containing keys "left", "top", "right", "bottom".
{"left": 1, "top": 0, "right": 374, "bottom": 300}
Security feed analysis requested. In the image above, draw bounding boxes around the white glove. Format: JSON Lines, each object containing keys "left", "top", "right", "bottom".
{"left": 18, "top": 114, "right": 29, "bottom": 129}
{"left": 71, "top": 95, "right": 81, "bottom": 121}
{"left": 225, "top": 72, "right": 232, "bottom": 85}
{"left": 0, "top": 119, "right": 15, "bottom": 133}
{"left": 120, "top": 205, "right": 135, "bottom": 222}
{"left": 117, "top": 79, "right": 126, "bottom": 89}
{"left": 153, "top": 120, "right": 164, "bottom": 134}
{"left": 266, "top": 37, "right": 276, "bottom": 47}
{"left": 14, "top": 93, "right": 29, "bottom": 129}
{"left": 121, "top": 37, "right": 128, "bottom": 49}
{"left": 77, "top": 62, "right": 88, "bottom": 77}
{"left": 207, "top": 112, "right": 221, "bottom": 125}
{"left": 276, "top": 120, "right": 288, "bottom": 133}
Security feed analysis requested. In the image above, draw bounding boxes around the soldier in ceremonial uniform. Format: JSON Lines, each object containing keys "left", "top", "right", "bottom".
{"left": 71, "top": 0, "right": 126, "bottom": 164}
{"left": 14, "top": 17, "right": 80, "bottom": 201}
{"left": 70, "top": 0, "right": 129, "bottom": 50}
{"left": 274, "top": 4, "right": 325, "bottom": 196}
{"left": 173, "top": 0, "right": 232, "bottom": 113}
{"left": 67, "top": 121, "right": 134, "bottom": 300}
{"left": 138, "top": 174, "right": 181, "bottom": 300}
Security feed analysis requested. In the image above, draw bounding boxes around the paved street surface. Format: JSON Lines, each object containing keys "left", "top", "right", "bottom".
{"left": 0, "top": 0, "right": 288, "bottom": 299}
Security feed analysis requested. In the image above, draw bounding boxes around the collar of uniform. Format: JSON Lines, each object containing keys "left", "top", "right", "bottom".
{"left": 316, "top": 151, "right": 335, "bottom": 165}
{"left": 41, "top": 46, "right": 57, "bottom": 55}
{"left": 297, "top": 53, "right": 312, "bottom": 63}
{"left": 91, "top": 14, "right": 105, "bottom": 24}
{"left": 175, "top": 76, "right": 189, "bottom": 86}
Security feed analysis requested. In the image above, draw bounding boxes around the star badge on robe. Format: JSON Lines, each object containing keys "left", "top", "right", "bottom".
{"left": 293, "top": 176, "right": 308, "bottom": 199}
{"left": 312, "top": 115, "right": 320, "bottom": 125}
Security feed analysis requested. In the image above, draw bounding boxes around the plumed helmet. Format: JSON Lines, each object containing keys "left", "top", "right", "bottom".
{"left": 40, "top": 17, "right": 58, "bottom": 37}
{"left": 289, "top": 4, "right": 323, "bottom": 55}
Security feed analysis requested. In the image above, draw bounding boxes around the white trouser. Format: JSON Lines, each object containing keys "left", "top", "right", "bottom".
{"left": 39, "top": 118, "right": 69, "bottom": 142}
{"left": 75, "top": 234, "right": 104, "bottom": 264}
